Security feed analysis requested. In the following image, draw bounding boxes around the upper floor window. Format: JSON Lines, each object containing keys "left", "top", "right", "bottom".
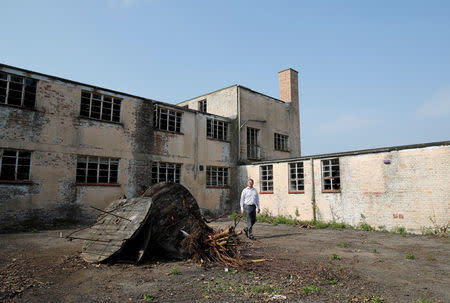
{"left": 322, "top": 158, "right": 340, "bottom": 192}
{"left": 0, "top": 72, "right": 37, "bottom": 109}
{"left": 0, "top": 149, "right": 31, "bottom": 181}
{"left": 153, "top": 106, "right": 182, "bottom": 133}
{"left": 207, "top": 118, "right": 229, "bottom": 141}
{"left": 289, "top": 162, "right": 304, "bottom": 192}
{"left": 151, "top": 162, "right": 181, "bottom": 184}
{"left": 80, "top": 91, "right": 122, "bottom": 123}
{"left": 198, "top": 99, "right": 207, "bottom": 113}
{"left": 76, "top": 156, "right": 119, "bottom": 184}
{"left": 274, "top": 133, "right": 289, "bottom": 151}
{"left": 206, "top": 166, "right": 229, "bottom": 187}
{"left": 260, "top": 165, "right": 273, "bottom": 193}
{"left": 247, "top": 127, "right": 261, "bottom": 159}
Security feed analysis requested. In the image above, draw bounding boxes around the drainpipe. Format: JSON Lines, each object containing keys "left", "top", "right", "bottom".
{"left": 237, "top": 85, "right": 241, "bottom": 163}
{"left": 310, "top": 158, "right": 316, "bottom": 222}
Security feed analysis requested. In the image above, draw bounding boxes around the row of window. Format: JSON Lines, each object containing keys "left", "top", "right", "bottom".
{"left": 0, "top": 149, "right": 229, "bottom": 187}
{"left": 259, "top": 158, "right": 341, "bottom": 193}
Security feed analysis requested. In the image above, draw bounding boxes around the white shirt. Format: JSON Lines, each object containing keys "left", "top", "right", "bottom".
{"left": 240, "top": 187, "right": 260, "bottom": 211}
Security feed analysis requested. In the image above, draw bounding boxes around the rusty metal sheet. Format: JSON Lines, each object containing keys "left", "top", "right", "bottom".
{"left": 81, "top": 197, "right": 153, "bottom": 263}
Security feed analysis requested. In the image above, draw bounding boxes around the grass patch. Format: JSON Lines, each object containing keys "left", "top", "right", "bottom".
{"left": 391, "top": 226, "right": 407, "bottom": 236}
{"left": 358, "top": 222, "right": 374, "bottom": 231}
{"left": 170, "top": 268, "right": 181, "bottom": 275}
{"left": 406, "top": 253, "right": 415, "bottom": 260}
{"left": 328, "top": 278, "right": 339, "bottom": 285}
{"left": 143, "top": 293, "right": 155, "bottom": 301}
{"left": 301, "top": 285, "right": 322, "bottom": 294}
{"left": 330, "top": 253, "right": 341, "bottom": 260}
{"left": 378, "top": 225, "right": 388, "bottom": 232}
{"left": 370, "top": 297, "right": 384, "bottom": 303}
{"left": 413, "top": 298, "right": 432, "bottom": 303}
{"left": 336, "top": 243, "right": 349, "bottom": 248}
{"left": 251, "top": 284, "right": 280, "bottom": 294}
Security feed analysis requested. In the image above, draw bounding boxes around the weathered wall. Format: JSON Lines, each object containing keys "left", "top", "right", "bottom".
{"left": 238, "top": 144, "right": 450, "bottom": 234}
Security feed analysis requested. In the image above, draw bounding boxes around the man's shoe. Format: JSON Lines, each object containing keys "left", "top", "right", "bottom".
{"left": 249, "top": 235, "right": 256, "bottom": 240}
{"left": 243, "top": 228, "right": 249, "bottom": 238}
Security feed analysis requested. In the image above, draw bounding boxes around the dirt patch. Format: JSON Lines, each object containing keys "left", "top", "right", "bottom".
{"left": 0, "top": 220, "right": 448, "bottom": 302}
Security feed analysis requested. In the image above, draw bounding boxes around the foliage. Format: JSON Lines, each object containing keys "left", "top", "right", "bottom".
{"left": 336, "top": 243, "right": 349, "bottom": 248}
{"left": 330, "top": 253, "right": 341, "bottom": 260}
{"left": 406, "top": 253, "right": 415, "bottom": 260}
{"left": 170, "top": 268, "right": 181, "bottom": 275}
{"left": 301, "top": 285, "right": 322, "bottom": 294}
{"left": 358, "top": 222, "right": 374, "bottom": 231}
{"left": 143, "top": 293, "right": 154, "bottom": 301}
{"left": 391, "top": 226, "right": 407, "bottom": 236}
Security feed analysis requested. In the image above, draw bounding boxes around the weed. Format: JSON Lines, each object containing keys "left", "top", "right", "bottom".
{"left": 358, "top": 222, "right": 374, "bottom": 231}
{"left": 413, "top": 298, "right": 432, "bottom": 303}
{"left": 378, "top": 225, "right": 387, "bottom": 232}
{"left": 170, "top": 268, "right": 181, "bottom": 275}
{"left": 377, "top": 258, "right": 384, "bottom": 263}
{"left": 248, "top": 271, "right": 254, "bottom": 276}
{"left": 251, "top": 284, "right": 280, "bottom": 294}
{"left": 31, "top": 228, "right": 39, "bottom": 233}
{"left": 406, "top": 253, "right": 415, "bottom": 260}
{"left": 301, "top": 285, "right": 322, "bottom": 294}
{"left": 230, "top": 268, "right": 237, "bottom": 274}
{"left": 295, "top": 208, "right": 300, "bottom": 217}
{"left": 333, "top": 293, "right": 342, "bottom": 297}
{"left": 336, "top": 243, "right": 349, "bottom": 248}
{"left": 391, "top": 226, "right": 407, "bottom": 236}
{"left": 425, "top": 254, "right": 436, "bottom": 261}
{"left": 370, "top": 297, "right": 384, "bottom": 303}
{"left": 143, "top": 293, "right": 154, "bottom": 301}
{"left": 328, "top": 278, "right": 339, "bottom": 285}
{"left": 372, "top": 248, "right": 377, "bottom": 253}
{"left": 330, "top": 253, "right": 341, "bottom": 260}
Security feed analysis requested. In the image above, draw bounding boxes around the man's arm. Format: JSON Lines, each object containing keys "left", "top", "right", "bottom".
{"left": 240, "top": 189, "right": 246, "bottom": 214}
{"left": 255, "top": 190, "right": 260, "bottom": 213}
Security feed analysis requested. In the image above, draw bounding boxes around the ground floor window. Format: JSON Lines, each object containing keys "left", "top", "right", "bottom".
{"left": 0, "top": 149, "right": 31, "bottom": 181}
{"left": 151, "top": 162, "right": 181, "bottom": 184}
{"left": 289, "top": 162, "right": 304, "bottom": 192}
{"left": 260, "top": 165, "right": 273, "bottom": 192}
{"left": 76, "top": 156, "right": 119, "bottom": 184}
{"left": 206, "top": 166, "right": 229, "bottom": 187}
{"left": 322, "top": 158, "right": 340, "bottom": 191}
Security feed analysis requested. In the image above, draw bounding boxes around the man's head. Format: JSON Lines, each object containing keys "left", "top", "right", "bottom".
{"left": 247, "top": 178, "right": 254, "bottom": 188}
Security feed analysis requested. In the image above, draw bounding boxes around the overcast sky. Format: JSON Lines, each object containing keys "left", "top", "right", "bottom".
{"left": 1, "top": 0, "right": 449, "bottom": 155}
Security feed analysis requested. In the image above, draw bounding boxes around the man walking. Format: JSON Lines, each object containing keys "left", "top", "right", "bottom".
{"left": 240, "top": 178, "right": 260, "bottom": 240}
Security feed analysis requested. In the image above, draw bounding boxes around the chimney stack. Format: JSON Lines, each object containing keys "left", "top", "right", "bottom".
{"left": 278, "top": 68, "right": 299, "bottom": 106}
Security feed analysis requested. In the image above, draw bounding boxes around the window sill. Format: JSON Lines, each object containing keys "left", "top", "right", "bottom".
{"left": 288, "top": 190, "right": 305, "bottom": 194}
{"left": 0, "top": 180, "right": 33, "bottom": 185}
{"left": 78, "top": 116, "right": 123, "bottom": 126}
{"left": 76, "top": 183, "right": 121, "bottom": 187}
{"left": 154, "top": 129, "right": 184, "bottom": 135}
{"left": 206, "top": 185, "right": 230, "bottom": 189}
{"left": 274, "top": 149, "right": 290, "bottom": 153}
{"left": 0, "top": 103, "right": 36, "bottom": 111}
{"left": 260, "top": 191, "right": 274, "bottom": 194}
{"left": 322, "top": 189, "right": 341, "bottom": 193}
{"left": 206, "top": 137, "right": 230, "bottom": 143}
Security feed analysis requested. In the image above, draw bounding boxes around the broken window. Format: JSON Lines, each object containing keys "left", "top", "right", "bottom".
{"left": 151, "top": 162, "right": 181, "bottom": 184}
{"left": 0, "top": 149, "right": 31, "bottom": 181}
{"left": 247, "top": 127, "right": 260, "bottom": 159}
{"left": 206, "top": 118, "right": 229, "bottom": 141}
{"left": 80, "top": 91, "right": 121, "bottom": 123}
{"left": 206, "top": 166, "right": 229, "bottom": 187}
{"left": 289, "top": 162, "right": 304, "bottom": 192}
{"left": 260, "top": 165, "right": 273, "bottom": 192}
{"left": 0, "top": 72, "right": 37, "bottom": 109}
{"left": 76, "top": 156, "right": 119, "bottom": 184}
{"left": 198, "top": 99, "right": 207, "bottom": 113}
{"left": 322, "top": 158, "right": 340, "bottom": 191}
{"left": 153, "top": 106, "right": 182, "bottom": 133}
{"left": 274, "top": 133, "right": 289, "bottom": 151}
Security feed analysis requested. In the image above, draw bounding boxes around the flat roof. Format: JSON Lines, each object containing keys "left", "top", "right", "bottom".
{"left": 250, "top": 140, "right": 450, "bottom": 165}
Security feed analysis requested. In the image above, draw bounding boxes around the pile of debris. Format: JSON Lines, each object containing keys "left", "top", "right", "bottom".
{"left": 67, "top": 182, "right": 243, "bottom": 267}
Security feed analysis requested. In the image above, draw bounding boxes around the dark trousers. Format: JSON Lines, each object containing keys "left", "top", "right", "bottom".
{"left": 244, "top": 205, "right": 256, "bottom": 236}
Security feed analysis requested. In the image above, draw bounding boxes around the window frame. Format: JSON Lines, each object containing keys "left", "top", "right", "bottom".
{"left": 206, "top": 118, "right": 229, "bottom": 142}
{"left": 79, "top": 91, "right": 122, "bottom": 123}
{"left": 198, "top": 99, "right": 207, "bottom": 113}
{"left": 247, "top": 127, "right": 261, "bottom": 160}
{"left": 151, "top": 161, "right": 182, "bottom": 184}
{"left": 0, "top": 149, "right": 32, "bottom": 183}
{"left": 260, "top": 165, "right": 273, "bottom": 194}
{"left": 274, "top": 133, "right": 289, "bottom": 152}
{"left": 321, "top": 158, "right": 341, "bottom": 192}
{"left": 153, "top": 105, "right": 183, "bottom": 133}
{"left": 76, "top": 156, "right": 120, "bottom": 186}
{"left": 0, "top": 72, "right": 37, "bottom": 109}
{"left": 288, "top": 162, "right": 305, "bottom": 194}
{"left": 206, "top": 166, "right": 229, "bottom": 188}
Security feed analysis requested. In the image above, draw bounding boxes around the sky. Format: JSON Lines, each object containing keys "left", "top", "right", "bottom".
{"left": 1, "top": 0, "right": 449, "bottom": 155}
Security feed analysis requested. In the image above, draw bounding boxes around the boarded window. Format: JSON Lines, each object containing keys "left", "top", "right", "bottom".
{"left": 153, "top": 106, "right": 182, "bottom": 133}
{"left": 76, "top": 156, "right": 119, "bottom": 184}
{"left": 207, "top": 118, "right": 228, "bottom": 141}
{"left": 198, "top": 99, "right": 207, "bottom": 113}
{"left": 80, "top": 91, "right": 122, "bottom": 122}
{"left": 0, "top": 149, "right": 31, "bottom": 181}
{"left": 206, "top": 166, "right": 229, "bottom": 186}
{"left": 247, "top": 127, "right": 260, "bottom": 159}
{"left": 151, "top": 162, "right": 181, "bottom": 184}
{"left": 0, "top": 72, "right": 37, "bottom": 109}
{"left": 322, "top": 158, "right": 340, "bottom": 191}
{"left": 274, "top": 133, "right": 289, "bottom": 151}
{"left": 289, "top": 162, "right": 304, "bottom": 191}
{"left": 260, "top": 165, "right": 273, "bottom": 192}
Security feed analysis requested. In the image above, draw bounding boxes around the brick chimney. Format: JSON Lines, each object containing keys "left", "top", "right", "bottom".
{"left": 278, "top": 68, "right": 299, "bottom": 106}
